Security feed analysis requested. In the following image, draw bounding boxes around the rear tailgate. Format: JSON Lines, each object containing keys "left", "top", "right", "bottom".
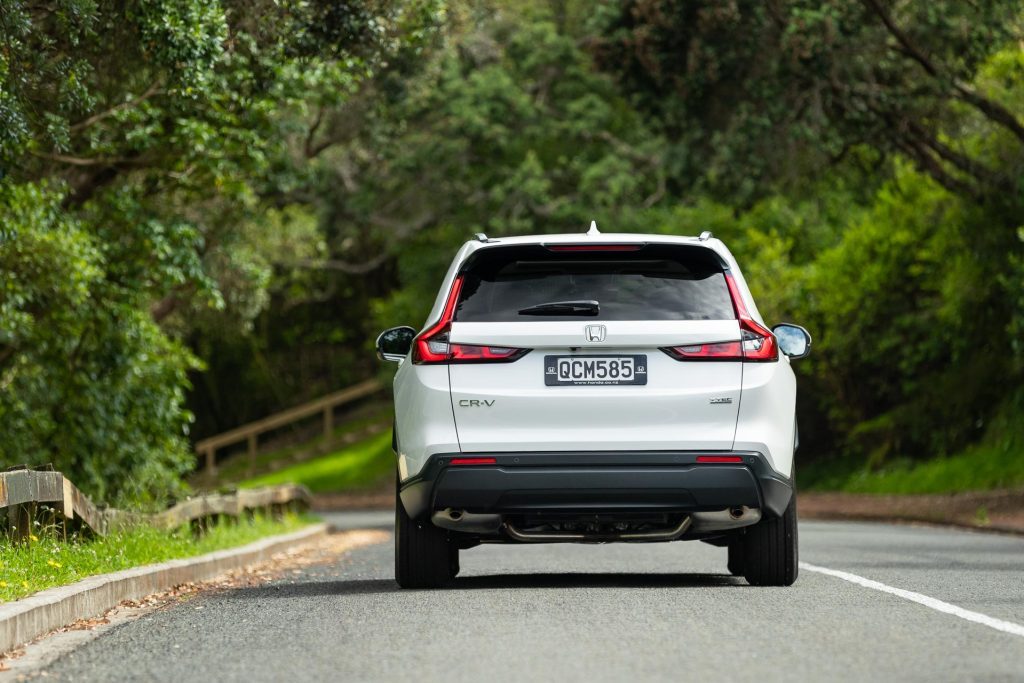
{"left": 445, "top": 243, "right": 743, "bottom": 454}
{"left": 449, "top": 320, "right": 742, "bottom": 452}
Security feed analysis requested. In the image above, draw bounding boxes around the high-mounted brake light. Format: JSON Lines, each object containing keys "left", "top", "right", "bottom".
{"left": 450, "top": 457, "right": 497, "bottom": 466}
{"left": 412, "top": 274, "right": 530, "bottom": 364}
{"left": 661, "top": 272, "right": 778, "bottom": 362}
{"left": 696, "top": 455, "right": 744, "bottom": 463}
{"left": 545, "top": 244, "right": 643, "bottom": 252}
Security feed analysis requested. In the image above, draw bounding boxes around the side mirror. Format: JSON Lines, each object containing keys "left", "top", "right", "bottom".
{"left": 376, "top": 326, "right": 417, "bottom": 362}
{"left": 772, "top": 323, "right": 812, "bottom": 359}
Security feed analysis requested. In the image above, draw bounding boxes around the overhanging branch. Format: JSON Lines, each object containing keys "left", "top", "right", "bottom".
{"left": 69, "top": 80, "right": 164, "bottom": 134}
{"left": 862, "top": 0, "right": 1024, "bottom": 145}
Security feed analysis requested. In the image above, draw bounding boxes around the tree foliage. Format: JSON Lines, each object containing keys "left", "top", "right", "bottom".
{"left": 0, "top": 181, "right": 197, "bottom": 503}
{"left": 591, "top": 0, "right": 1024, "bottom": 205}
{"left": 2, "top": 0, "right": 1023, "bottom": 501}
{"left": 0, "top": 0, "right": 440, "bottom": 503}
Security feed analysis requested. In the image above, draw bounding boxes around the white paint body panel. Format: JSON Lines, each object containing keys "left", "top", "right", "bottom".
{"left": 734, "top": 357, "right": 797, "bottom": 476}
{"left": 392, "top": 362, "right": 460, "bottom": 480}
{"left": 392, "top": 232, "right": 797, "bottom": 482}
{"left": 450, "top": 352, "right": 742, "bottom": 454}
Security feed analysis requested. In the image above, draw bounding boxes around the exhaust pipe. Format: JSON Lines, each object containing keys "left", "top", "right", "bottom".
{"left": 690, "top": 507, "right": 761, "bottom": 532}
{"left": 431, "top": 509, "right": 501, "bottom": 534}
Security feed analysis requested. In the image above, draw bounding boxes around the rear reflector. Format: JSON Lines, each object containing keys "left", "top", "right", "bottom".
{"left": 450, "top": 457, "right": 497, "bottom": 466}
{"left": 696, "top": 455, "right": 744, "bottom": 463}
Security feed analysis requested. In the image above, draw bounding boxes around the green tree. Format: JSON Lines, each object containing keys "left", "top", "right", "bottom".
{"left": 591, "top": 0, "right": 1024, "bottom": 205}
{"left": 0, "top": 182, "right": 198, "bottom": 503}
{"left": 0, "top": 0, "right": 437, "bottom": 502}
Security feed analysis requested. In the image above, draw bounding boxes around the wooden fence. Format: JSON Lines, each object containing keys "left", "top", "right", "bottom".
{"left": 194, "top": 378, "right": 383, "bottom": 477}
{"left": 0, "top": 379, "right": 385, "bottom": 541}
{"left": 1, "top": 466, "right": 310, "bottom": 542}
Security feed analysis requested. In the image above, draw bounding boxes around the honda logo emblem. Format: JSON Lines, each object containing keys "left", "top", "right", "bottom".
{"left": 584, "top": 324, "right": 606, "bottom": 342}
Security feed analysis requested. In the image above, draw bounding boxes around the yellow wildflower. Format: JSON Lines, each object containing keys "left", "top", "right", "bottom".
{"left": 47, "top": 559, "right": 62, "bottom": 568}
{"left": 29, "top": 534, "right": 38, "bottom": 542}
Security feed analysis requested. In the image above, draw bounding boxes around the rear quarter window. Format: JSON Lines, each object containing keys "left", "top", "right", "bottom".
{"left": 454, "top": 244, "right": 735, "bottom": 322}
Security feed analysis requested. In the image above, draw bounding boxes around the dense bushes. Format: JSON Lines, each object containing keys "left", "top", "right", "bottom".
{"left": 0, "top": 182, "right": 197, "bottom": 505}
{"left": 733, "top": 166, "right": 1021, "bottom": 465}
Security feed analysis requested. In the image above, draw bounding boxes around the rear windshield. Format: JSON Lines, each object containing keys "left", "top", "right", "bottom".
{"left": 454, "top": 244, "right": 735, "bottom": 322}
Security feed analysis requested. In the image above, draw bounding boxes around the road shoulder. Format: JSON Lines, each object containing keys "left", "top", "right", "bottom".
{"left": 0, "top": 529, "right": 387, "bottom": 677}
{"left": 800, "top": 489, "right": 1024, "bottom": 535}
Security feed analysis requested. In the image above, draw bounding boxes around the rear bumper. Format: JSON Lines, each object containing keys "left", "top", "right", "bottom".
{"left": 399, "top": 451, "right": 792, "bottom": 520}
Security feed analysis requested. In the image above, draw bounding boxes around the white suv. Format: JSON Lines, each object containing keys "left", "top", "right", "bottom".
{"left": 376, "top": 228, "right": 811, "bottom": 588}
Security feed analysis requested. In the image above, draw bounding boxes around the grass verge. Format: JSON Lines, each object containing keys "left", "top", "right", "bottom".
{"left": 0, "top": 513, "right": 311, "bottom": 603}
{"left": 239, "top": 430, "right": 393, "bottom": 493}
{"left": 800, "top": 442, "right": 1024, "bottom": 494}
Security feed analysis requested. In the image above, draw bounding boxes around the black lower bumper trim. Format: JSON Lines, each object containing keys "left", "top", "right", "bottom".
{"left": 400, "top": 451, "right": 793, "bottom": 521}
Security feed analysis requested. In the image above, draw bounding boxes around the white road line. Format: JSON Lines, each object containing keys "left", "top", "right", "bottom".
{"left": 800, "top": 562, "right": 1024, "bottom": 638}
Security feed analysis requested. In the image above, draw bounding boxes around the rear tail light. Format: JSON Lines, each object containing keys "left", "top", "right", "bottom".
{"left": 448, "top": 343, "right": 529, "bottom": 362}
{"left": 662, "top": 341, "right": 744, "bottom": 361}
{"left": 412, "top": 274, "right": 530, "bottom": 364}
{"left": 661, "top": 272, "right": 778, "bottom": 362}
{"left": 412, "top": 275, "right": 464, "bottom": 363}
{"left": 726, "top": 272, "right": 778, "bottom": 362}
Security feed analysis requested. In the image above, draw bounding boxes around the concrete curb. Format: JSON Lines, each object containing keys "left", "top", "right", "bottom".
{"left": 0, "top": 522, "right": 328, "bottom": 654}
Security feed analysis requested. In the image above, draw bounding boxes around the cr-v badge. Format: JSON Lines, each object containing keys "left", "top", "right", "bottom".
{"left": 584, "top": 324, "right": 606, "bottom": 342}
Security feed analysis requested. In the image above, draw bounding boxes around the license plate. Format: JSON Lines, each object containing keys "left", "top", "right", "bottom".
{"left": 544, "top": 355, "right": 648, "bottom": 386}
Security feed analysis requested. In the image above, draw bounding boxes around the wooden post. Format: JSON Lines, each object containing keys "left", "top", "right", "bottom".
{"left": 323, "top": 405, "right": 333, "bottom": 440}
{"left": 7, "top": 502, "right": 34, "bottom": 542}
{"left": 247, "top": 433, "right": 258, "bottom": 475}
{"left": 204, "top": 447, "right": 216, "bottom": 477}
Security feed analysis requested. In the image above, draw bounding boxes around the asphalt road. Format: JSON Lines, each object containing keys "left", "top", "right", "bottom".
{"left": 29, "top": 514, "right": 1024, "bottom": 682}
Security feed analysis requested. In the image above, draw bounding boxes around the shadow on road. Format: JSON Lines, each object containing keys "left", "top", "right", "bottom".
{"left": 451, "top": 572, "right": 744, "bottom": 589}
{"left": 222, "top": 572, "right": 745, "bottom": 600}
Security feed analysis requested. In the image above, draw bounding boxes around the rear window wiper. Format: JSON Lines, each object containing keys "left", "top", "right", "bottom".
{"left": 518, "top": 300, "right": 600, "bottom": 316}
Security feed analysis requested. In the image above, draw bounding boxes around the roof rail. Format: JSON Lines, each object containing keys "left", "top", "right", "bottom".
{"left": 698, "top": 231, "right": 713, "bottom": 241}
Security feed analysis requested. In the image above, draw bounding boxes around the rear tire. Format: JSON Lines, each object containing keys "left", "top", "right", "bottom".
{"left": 395, "top": 480, "right": 454, "bottom": 588}
{"left": 449, "top": 544, "right": 461, "bottom": 578}
{"left": 740, "top": 494, "right": 798, "bottom": 586}
{"left": 726, "top": 540, "right": 745, "bottom": 576}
